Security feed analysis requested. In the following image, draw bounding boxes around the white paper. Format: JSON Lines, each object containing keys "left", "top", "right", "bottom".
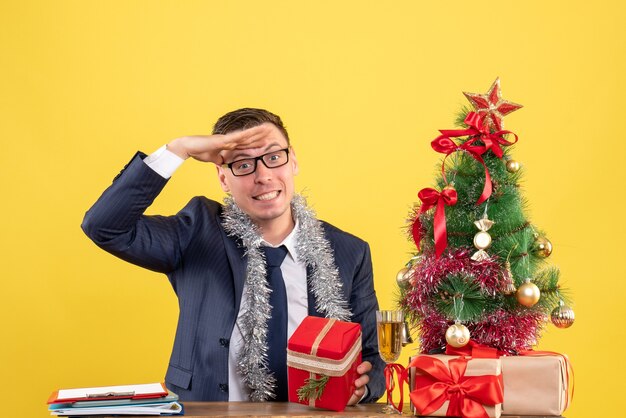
{"left": 50, "top": 401, "right": 182, "bottom": 416}
{"left": 57, "top": 382, "right": 165, "bottom": 401}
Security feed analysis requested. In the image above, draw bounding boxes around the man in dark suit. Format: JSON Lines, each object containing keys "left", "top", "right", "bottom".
{"left": 82, "top": 108, "right": 384, "bottom": 405}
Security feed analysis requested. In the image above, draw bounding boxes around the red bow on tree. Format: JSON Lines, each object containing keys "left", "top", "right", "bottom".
{"left": 409, "top": 356, "right": 503, "bottom": 418}
{"left": 431, "top": 112, "right": 518, "bottom": 205}
{"left": 411, "top": 186, "right": 457, "bottom": 258}
{"left": 445, "top": 340, "right": 504, "bottom": 358}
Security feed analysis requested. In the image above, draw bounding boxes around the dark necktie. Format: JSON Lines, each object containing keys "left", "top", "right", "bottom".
{"left": 262, "top": 245, "right": 289, "bottom": 401}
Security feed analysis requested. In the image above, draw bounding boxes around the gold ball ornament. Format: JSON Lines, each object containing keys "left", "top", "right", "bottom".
{"left": 516, "top": 278, "right": 541, "bottom": 307}
{"left": 396, "top": 267, "right": 411, "bottom": 287}
{"left": 473, "top": 231, "right": 492, "bottom": 250}
{"left": 551, "top": 301, "right": 575, "bottom": 328}
{"left": 445, "top": 323, "right": 470, "bottom": 348}
{"left": 533, "top": 236, "right": 553, "bottom": 258}
{"left": 443, "top": 184, "right": 457, "bottom": 198}
{"left": 505, "top": 159, "right": 520, "bottom": 173}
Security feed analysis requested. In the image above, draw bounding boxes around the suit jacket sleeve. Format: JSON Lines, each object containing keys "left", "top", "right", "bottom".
{"left": 349, "top": 242, "right": 386, "bottom": 403}
{"left": 81, "top": 152, "right": 197, "bottom": 274}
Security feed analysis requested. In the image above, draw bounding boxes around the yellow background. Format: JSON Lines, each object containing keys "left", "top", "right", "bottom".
{"left": 1, "top": 1, "right": 623, "bottom": 416}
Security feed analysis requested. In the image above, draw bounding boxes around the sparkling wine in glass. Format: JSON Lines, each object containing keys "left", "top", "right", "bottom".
{"left": 376, "top": 310, "right": 404, "bottom": 414}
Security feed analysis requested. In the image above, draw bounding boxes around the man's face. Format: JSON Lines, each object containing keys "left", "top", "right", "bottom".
{"left": 217, "top": 123, "right": 298, "bottom": 230}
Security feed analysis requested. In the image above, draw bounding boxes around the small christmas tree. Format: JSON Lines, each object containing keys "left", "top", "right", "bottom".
{"left": 399, "top": 78, "right": 575, "bottom": 354}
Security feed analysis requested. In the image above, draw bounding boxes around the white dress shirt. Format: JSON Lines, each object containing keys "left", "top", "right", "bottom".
{"left": 227, "top": 224, "right": 308, "bottom": 400}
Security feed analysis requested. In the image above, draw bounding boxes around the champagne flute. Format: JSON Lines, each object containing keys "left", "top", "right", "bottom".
{"left": 376, "top": 310, "right": 404, "bottom": 414}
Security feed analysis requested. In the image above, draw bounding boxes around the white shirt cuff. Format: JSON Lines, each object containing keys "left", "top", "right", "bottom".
{"left": 143, "top": 145, "right": 185, "bottom": 179}
{"left": 359, "top": 384, "right": 369, "bottom": 403}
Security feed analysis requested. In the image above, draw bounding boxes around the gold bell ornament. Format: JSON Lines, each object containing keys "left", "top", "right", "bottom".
{"left": 502, "top": 261, "right": 517, "bottom": 295}
{"left": 401, "top": 320, "right": 414, "bottom": 346}
{"left": 516, "top": 278, "right": 541, "bottom": 307}
{"left": 551, "top": 300, "right": 575, "bottom": 328}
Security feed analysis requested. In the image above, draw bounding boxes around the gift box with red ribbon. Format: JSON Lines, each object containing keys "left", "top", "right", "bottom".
{"left": 444, "top": 342, "right": 573, "bottom": 415}
{"left": 500, "top": 353, "right": 570, "bottom": 416}
{"left": 286, "top": 316, "right": 361, "bottom": 412}
{"left": 408, "top": 355, "right": 503, "bottom": 418}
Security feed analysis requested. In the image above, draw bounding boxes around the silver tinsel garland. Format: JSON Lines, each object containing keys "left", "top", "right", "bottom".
{"left": 222, "top": 194, "right": 351, "bottom": 402}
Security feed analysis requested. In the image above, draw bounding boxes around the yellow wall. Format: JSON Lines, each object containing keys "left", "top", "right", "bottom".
{"left": 1, "top": 1, "right": 623, "bottom": 416}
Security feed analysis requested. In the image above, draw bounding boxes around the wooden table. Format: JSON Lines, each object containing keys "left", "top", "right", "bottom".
{"left": 177, "top": 402, "right": 563, "bottom": 417}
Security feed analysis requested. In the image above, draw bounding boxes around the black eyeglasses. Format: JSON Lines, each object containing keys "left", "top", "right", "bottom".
{"left": 223, "top": 148, "right": 290, "bottom": 176}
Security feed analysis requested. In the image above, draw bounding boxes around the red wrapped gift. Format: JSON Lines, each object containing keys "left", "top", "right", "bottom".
{"left": 444, "top": 342, "right": 572, "bottom": 415}
{"left": 408, "top": 355, "right": 503, "bottom": 418}
{"left": 287, "top": 316, "right": 362, "bottom": 412}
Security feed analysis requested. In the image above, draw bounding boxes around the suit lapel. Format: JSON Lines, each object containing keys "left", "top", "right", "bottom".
{"left": 218, "top": 220, "right": 247, "bottom": 315}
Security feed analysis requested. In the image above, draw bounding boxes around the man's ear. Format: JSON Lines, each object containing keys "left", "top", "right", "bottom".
{"left": 290, "top": 147, "right": 299, "bottom": 175}
{"left": 217, "top": 165, "right": 230, "bottom": 192}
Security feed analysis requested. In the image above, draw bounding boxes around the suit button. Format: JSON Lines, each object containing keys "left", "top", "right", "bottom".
{"left": 219, "top": 383, "right": 229, "bottom": 392}
{"left": 219, "top": 338, "right": 230, "bottom": 348}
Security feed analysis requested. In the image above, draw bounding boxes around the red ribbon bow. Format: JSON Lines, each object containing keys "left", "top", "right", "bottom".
{"left": 412, "top": 186, "right": 458, "bottom": 258}
{"left": 409, "top": 356, "right": 503, "bottom": 418}
{"left": 445, "top": 340, "right": 505, "bottom": 359}
{"left": 445, "top": 344, "right": 574, "bottom": 412}
{"left": 384, "top": 363, "right": 406, "bottom": 413}
{"left": 431, "top": 112, "right": 519, "bottom": 205}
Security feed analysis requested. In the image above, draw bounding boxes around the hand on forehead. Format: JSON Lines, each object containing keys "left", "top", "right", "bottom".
{"left": 220, "top": 123, "right": 288, "bottom": 160}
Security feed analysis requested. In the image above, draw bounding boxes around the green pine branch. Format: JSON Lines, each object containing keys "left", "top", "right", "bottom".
{"left": 532, "top": 266, "right": 563, "bottom": 311}
{"left": 297, "top": 375, "right": 329, "bottom": 402}
{"left": 454, "top": 106, "right": 473, "bottom": 127}
{"left": 434, "top": 274, "right": 500, "bottom": 321}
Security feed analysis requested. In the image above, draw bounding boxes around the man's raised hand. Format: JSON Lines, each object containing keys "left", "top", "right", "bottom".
{"left": 167, "top": 124, "right": 275, "bottom": 165}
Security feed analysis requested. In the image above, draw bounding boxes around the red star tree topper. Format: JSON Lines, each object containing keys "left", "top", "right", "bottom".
{"left": 463, "top": 77, "right": 523, "bottom": 131}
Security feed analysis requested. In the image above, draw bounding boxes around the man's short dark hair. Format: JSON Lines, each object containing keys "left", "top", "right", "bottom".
{"left": 213, "top": 108, "right": 290, "bottom": 145}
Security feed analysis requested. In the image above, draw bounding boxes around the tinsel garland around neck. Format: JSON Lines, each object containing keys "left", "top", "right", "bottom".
{"left": 221, "top": 194, "right": 351, "bottom": 401}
